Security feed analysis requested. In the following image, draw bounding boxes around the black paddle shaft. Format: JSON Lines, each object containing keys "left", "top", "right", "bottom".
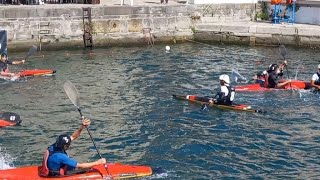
{"left": 77, "top": 108, "right": 103, "bottom": 159}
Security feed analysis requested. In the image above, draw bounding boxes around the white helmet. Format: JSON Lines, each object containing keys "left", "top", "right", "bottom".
{"left": 219, "top": 74, "right": 230, "bottom": 84}
{"left": 318, "top": 64, "right": 320, "bottom": 69}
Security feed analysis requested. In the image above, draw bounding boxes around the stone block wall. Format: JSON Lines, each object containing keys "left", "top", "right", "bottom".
{"left": 0, "top": 4, "right": 254, "bottom": 51}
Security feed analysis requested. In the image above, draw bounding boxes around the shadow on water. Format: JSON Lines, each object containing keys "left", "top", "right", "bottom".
{"left": 0, "top": 43, "right": 320, "bottom": 179}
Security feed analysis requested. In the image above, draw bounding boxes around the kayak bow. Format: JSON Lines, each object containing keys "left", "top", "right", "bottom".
{"left": 173, "top": 94, "right": 264, "bottom": 113}
{"left": 0, "top": 163, "right": 152, "bottom": 179}
{"left": 0, "top": 112, "right": 21, "bottom": 127}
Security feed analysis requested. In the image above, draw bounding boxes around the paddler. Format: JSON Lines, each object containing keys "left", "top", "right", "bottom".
{"left": 0, "top": 53, "right": 25, "bottom": 77}
{"left": 310, "top": 64, "right": 320, "bottom": 92}
{"left": 252, "top": 61, "right": 288, "bottom": 87}
{"left": 46, "top": 118, "right": 106, "bottom": 176}
{"left": 266, "top": 62, "right": 291, "bottom": 88}
{"left": 209, "top": 74, "right": 235, "bottom": 105}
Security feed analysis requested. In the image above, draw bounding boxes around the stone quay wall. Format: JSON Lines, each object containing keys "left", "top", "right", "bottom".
{"left": 0, "top": 4, "right": 254, "bottom": 51}
{"left": 1, "top": 3, "right": 319, "bottom": 51}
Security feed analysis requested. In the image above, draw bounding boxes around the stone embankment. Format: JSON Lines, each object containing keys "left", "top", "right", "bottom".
{"left": 0, "top": 1, "right": 319, "bottom": 51}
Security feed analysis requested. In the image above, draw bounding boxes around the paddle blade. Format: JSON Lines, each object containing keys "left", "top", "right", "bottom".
{"left": 63, "top": 80, "right": 80, "bottom": 107}
{"left": 231, "top": 68, "right": 247, "bottom": 83}
{"left": 25, "top": 45, "right": 38, "bottom": 60}
{"left": 279, "top": 45, "right": 287, "bottom": 59}
{"left": 0, "top": 112, "right": 21, "bottom": 127}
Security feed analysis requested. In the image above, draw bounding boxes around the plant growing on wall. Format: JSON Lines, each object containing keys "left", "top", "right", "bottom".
{"left": 256, "top": 2, "right": 270, "bottom": 20}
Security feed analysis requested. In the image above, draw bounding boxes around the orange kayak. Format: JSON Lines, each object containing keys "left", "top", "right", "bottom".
{"left": 0, "top": 163, "right": 152, "bottom": 179}
{"left": 0, "top": 69, "right": 56, "bottom": 81}
{"left": 173, "top": 94, "right": 264, "bottom": 113}
{"left": 235, "top": 80, "right": 311, "bottom": 92}
{"left": 0, "top": 112, "right": 21, "bottom": 127}
{"left": 18, "top": 69, "right": 56, "bottom": 77}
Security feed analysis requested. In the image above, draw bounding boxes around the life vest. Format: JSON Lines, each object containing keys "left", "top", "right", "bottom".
{"left": 226, "top": 86, "right": 235, "bottom": 104}
{"left": 216, "top": 85, "right": 235, "bottom": 105}
{"left": 263, "top": 72, "right": 270, "bottom": 88}
{"left": 315, "top": 72, "right": 320, "bottom": 85}
{"left": 39, "top": 146, "right": 68, "bottom": 177}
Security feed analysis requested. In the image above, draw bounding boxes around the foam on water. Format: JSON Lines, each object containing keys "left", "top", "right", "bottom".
{"left": 0, "top": 147, "right": 14, "bottom": 170}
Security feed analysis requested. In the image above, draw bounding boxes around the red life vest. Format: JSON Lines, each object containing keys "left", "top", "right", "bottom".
{"left": 39, "top": 149, "right": 67, "bottom": 177}
{"left": 263, "top": 72, "right": 269, "bottom": 88}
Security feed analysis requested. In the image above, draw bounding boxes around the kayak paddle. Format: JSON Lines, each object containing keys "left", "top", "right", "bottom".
{"left": 63, "top": 80, "right": 103, "bottom": 158}
{"left": 0, "top": 112, "right": 22, "bottom": 127}
{"left": 279, "top": 44, "right": 292, "bottom": 90}
{"left": 24, "top": 45, "right": 38, "bottom": 61}
{"left": 63, "top": 81, "right": 111, "bottom": 176}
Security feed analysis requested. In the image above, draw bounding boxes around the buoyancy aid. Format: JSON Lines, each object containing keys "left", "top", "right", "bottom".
{"left": 39, "top": 145, "right": 68, "bottom": 177}
{"left": 315, "top": 72, "right": 320, "bottom": 85}
{"left": 263, "top": 72, "right": 269, "bottom": 88}
{"left": 216, "top": 85, "right": 235, "bottom": 105}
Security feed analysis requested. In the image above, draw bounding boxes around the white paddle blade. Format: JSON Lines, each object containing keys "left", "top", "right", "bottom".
{"left": 231, "top": 68, "right": 247, "bottom": 83}
{"left": 63, "top": 80, "right": 80, "bottom": 107}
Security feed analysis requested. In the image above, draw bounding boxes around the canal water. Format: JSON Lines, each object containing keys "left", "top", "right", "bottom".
{"left": 0, "top": 43, "right": 319, "bottom": 179}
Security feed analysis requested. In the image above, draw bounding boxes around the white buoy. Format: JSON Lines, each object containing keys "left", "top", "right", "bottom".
{"left": 165, "top": 45, "right": 170, "bottom": 51}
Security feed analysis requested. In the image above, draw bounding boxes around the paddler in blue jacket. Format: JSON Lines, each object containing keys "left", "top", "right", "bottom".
{"left": 209, "top": 74, "right": 235, "bottom": 106}
{"left": 0, "top": 53, "right": 25, "bottom": 77}
{"left": 310, "top": 64, "right": 320, "bottom": 92}
{"left": 46, "top": 118, "right": 106, "bottom": 176}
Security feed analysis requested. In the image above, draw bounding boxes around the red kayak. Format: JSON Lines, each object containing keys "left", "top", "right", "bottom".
{"left": 173, "top": 94, "right": 264, "bottom": 113}
{"left": 18, "top": 69, "right": 56, "bottom": 77}
{"left": 0, "top": 112, "right": 21, "bottom": 127}
{"left": 0, "top": 69, "right": 56, "bottom": 81}
{"left": 0, "top": 163, "right": 152, "bottom": 179}
{"left": 235, "top": 80, "right": 311, "bottom": 92}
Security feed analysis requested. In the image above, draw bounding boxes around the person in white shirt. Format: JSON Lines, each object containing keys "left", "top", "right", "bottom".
{"left": 210, "top": 74, "right": 235, "bottom": 105}
{"left": 311, "top": 64, "right": 320, "bottom": 91}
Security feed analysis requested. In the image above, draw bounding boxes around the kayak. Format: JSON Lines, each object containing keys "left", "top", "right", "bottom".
{"left": 0, "top": 112, "right": 21, "bottom": 127}
{"left": 0, "top": 69, "right": 56, "bottom": 81}
{"left": 19, "top": 69, "right": 56, "bottom": 77}
{"left": 235, "top": 80, "right": 311, "bottom": 92}
{"left": 173, "top": 94, "right": 263, "bottom": 113}
{"left": 0, "top": 163, "right": 152, "bottom": 179}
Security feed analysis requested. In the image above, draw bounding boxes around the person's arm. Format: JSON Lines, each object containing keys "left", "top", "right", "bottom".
{"left": 61, "top": 154, "right": 106, "bottom": 169}
{"left": 310, "top": 74, "right": 320, "bottom": 89}
{"left": 76, "top": 158, "right": 106, "bottom": 169}
{"left": 0, "top": 71, "right": 15, "bottom": 77}
{"left": 70, "top": 118, "right": 91, "bottom": 141}
{"left": 279, "top": 60, "right": 287, "bottom": 70}
{"left": 276, "top": 80, "right": 291, "bottom": 88}
{"left": 11, "top": 59, "right": 25, "bottom": 65}
{"left": 311, "top": 80, "right": 320, "bottom": 89}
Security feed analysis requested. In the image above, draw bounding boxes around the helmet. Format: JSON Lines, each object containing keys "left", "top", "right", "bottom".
{"left": 318, "top": 64, "right": 320, "bottom": 69}
{"left": 55, "top": 134, "right": 71, "bottom": 149}
{"left": 219, "top": 74, "right": 230, "bottom": 84}
{"left": 268, "top": 64, "right": 278, "bottom": 71}
{"left": 1, "top": 53, "right": 7, "bottom": 58}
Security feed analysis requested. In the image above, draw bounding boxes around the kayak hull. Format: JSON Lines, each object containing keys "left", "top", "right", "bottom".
{"left": 173, "top": 94, "right": 261, "bottom": 113}
{"left": 0, "top": 112, "right": 21, "bottom": 127}
{"left": 235, "top": 80, "right": 311, "bottom": 92}
{"left": 0, "top": 163, "right": 152, "bottom": 179}
{"left": 0, "top": 69, "right": 56, "bottom": 81}
{"left": 19, "top": 69, "right": 56, "bottom": 77}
